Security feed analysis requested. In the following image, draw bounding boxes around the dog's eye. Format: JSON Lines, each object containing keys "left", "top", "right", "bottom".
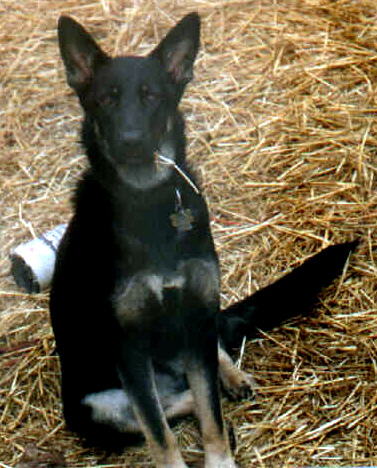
{"left": 98, "top": 86, "right": 119, "bottom": 106}
{"left": 140, "top": 85, "right": 160, "bottom": 103}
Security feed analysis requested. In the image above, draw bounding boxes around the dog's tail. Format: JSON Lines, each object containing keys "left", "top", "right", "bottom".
{"left": 217, "top": 241, "right": 357, "bottom": 352}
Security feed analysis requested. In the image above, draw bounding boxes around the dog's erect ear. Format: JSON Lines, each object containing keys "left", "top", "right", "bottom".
{"left": 58, "top": 16, "right": 109, "bottom": 93}
{"left": 150, "top": 12, "right": 200, "bottom": 93}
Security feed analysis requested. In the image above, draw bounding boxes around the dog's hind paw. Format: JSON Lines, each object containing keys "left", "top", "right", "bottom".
{"left": 222, "top": 369, "right": 256, "bottom": 401}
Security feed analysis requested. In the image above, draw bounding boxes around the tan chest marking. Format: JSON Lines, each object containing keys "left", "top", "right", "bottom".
{"left": 114, "top": 259, "right": 219, "bottom": 326}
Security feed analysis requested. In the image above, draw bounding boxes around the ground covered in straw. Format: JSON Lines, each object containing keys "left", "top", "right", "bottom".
{"left": 1, "top": 0, "right": 376, "bottom": 466}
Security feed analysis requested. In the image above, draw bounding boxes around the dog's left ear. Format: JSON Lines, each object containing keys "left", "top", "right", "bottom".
{"left": 151, "top": 12, "right": 200, "bottom": 95}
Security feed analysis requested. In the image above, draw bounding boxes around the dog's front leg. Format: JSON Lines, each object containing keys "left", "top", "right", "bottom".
{"left": 184, "top": 316, "right": 236, "bottom": 468}
{"left": 181, "top": 257, "right": 236, "bottom": 467}
{"left": 118, "top": 338, "right": 187, "bottom": 468}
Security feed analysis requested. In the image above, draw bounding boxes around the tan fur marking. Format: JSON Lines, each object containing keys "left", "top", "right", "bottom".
{"left": 114, "top": 273, "right": 164, "bottom": 325}
{"left": 186, "top": 364, "right": 235, "bottom": 468}
{"left": 114, "top": 260, "right": 218, "bottom": 327}
{"left": 133, "top": 405, "right": 188, "bottom": 468}
{"left": 218, "top": 346, "right": 256, "bottom": 399}
{"left": 179, "top": 258, "right": 220, "bottom": 305}
{"left": 129, "top": 373, "right": 188, "bottom": 468}
{"left": 164, "top": 390, "right": 194, "bottom": 419}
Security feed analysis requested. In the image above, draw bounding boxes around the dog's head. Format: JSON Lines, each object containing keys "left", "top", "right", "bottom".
{"left": 58, "top": 13, "right": 200, "bottom": 167}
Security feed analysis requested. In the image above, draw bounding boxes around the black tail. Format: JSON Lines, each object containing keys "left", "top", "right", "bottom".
{"left": 217, "top": 241, "right": 357, "bottom": 353}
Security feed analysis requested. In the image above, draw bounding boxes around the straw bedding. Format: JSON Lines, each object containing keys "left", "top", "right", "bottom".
{"left": 0, "top": 0, "right": 376, "bottom": 466}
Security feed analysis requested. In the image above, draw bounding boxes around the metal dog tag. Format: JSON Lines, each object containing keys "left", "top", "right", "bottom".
{"left": 170, "top": 208, "right": 194, "bottom": 232}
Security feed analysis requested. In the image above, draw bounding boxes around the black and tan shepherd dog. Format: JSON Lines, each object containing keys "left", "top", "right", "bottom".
{"left": 50, "top": 12, "right": 356, "bottom": 467}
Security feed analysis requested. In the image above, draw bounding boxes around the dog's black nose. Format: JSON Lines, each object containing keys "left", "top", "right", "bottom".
{"left": 121, "top": 129, "right": 143, "bottom": 146}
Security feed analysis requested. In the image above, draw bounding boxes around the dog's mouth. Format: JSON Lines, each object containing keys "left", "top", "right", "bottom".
{"left": 116, "top": 148, "right": 154, "bottom": 165}
{"left": 122, "top": 153, "right": 145, "bottom": 165}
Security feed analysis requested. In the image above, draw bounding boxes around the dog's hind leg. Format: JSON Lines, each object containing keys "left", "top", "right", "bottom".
{"left": 163, "top": 390, "right": 195, "bottom": 420}
{"left": 118, "top": 340, "right": 187, "bottom": 468}
{"left": 218, "top": 345, "right": 256, "bottom": 401}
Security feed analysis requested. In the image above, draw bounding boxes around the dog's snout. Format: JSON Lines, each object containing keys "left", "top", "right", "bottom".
{"left": 121, "top": 129, "right": 143, "bottom": 146}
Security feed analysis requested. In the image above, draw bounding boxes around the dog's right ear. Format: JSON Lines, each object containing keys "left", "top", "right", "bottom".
{"left": 58, "top": 16, "right": 109, "bottom": 93}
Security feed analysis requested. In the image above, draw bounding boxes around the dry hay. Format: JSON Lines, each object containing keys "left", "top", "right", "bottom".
{"left": 0, "top": 0, "right": 376, "bottom": 466}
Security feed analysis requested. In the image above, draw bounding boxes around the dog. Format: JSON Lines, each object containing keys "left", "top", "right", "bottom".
{"left": 50, "top": 12, "right": 356, "bottom": 467}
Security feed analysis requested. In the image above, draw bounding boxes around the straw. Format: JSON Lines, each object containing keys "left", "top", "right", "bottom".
{"left": 1, "top": 0, "right": 376, "bottom": 466}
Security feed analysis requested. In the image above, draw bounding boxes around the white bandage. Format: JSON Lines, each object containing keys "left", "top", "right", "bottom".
{"left": 10, "top": 224, "right": 67, "bottom": 293}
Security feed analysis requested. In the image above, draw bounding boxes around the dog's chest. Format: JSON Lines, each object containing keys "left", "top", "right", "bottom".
{"left": 112, "top": 186, "right": 218, "bottom": 326}
{"left": 113, "top": 272, "right": 177, "bottom": 331}
{"left": 113, "top": 188, "right": 208, "bottom": 270}
{"left": 113, "top": 258, "right": 219, "bottom": 327}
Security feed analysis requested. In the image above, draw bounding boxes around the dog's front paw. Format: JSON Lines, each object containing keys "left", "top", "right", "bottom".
{"left": 205, "top": 455, "right": 238, "bottom": 468}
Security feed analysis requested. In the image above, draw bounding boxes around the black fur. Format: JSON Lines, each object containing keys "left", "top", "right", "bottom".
{"left": 50, "top": 12, "right": 357, "bottom": 462}
{"left": 218, "top": 240, "right": 358, "bottom": 352}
